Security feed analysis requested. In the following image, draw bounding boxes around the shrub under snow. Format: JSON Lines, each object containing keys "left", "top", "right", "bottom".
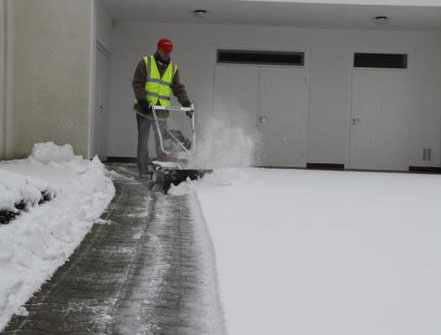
{"left": 0, "top": 169, "right": 55, "bottom": 223}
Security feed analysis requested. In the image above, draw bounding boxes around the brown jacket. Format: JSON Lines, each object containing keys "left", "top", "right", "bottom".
{"left": 132, "top": 52, "right": 190, "bottom": 118}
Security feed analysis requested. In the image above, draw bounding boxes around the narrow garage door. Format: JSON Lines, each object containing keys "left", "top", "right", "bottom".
{"left": 349, "top": 69, "right": 410, "bottom": 171}
{"left": 258, "top": 67, "right": 308, "bottom": 167}
{"left": 213, "top": 64, "right": 308, "bottom": 168}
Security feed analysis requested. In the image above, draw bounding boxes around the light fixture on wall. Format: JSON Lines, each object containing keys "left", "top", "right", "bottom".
{"left": 193, "top": 9, "right": 208, "bottom": 18}
{"left": 372, "top": 16, "right": 389, "bottom": 25}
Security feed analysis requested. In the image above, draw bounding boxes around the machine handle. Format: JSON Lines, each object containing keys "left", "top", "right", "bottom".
{"left": 150, "top": 103, "right": 194, "bottom": 113}
{"left": 149, "top": 102, "right": 197, "bottom": 158}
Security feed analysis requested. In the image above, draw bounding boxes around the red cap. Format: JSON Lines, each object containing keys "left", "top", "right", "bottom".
{"left": 157, "top": 38, "right": 173, "bottom": 53}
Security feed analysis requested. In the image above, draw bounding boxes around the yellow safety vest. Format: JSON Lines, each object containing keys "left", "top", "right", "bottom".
{"left": 140, "top": 54, "right": 178, "bottom": 107}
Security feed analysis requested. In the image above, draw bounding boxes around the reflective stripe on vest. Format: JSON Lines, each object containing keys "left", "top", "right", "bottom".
{"left": 143, "top": 55, "right": 177, "bottom": 107}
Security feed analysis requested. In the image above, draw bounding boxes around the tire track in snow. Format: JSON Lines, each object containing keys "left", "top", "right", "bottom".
{"left": 114, "top": 193, "right": 226, "bottom": 335}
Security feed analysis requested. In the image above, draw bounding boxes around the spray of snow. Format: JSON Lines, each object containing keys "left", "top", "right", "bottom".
{"left": 0, "top": 142, "right": 115, "bottom": 331}
{"left": 190, "top": 117, "right": 256, "bottom": 169}
{"left": 169, "top": 103, "right": 260, "bottom": 194}
{"left": 190, "top": 101, "right": 259, "bottom": 169}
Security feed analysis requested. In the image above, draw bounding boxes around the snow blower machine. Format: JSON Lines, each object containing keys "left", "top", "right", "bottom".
{"left": 148, "top": 102, "right": 211, "bottom": 192}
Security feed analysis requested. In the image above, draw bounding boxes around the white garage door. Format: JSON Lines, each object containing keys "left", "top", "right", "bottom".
{"left": 349, "top": 69, "right": 410, "bottom": 171}
{"left": 213, "top": 64, "right": 309, "bottom": 168}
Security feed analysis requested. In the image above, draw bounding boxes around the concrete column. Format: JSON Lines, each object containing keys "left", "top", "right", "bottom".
{"left": 0, "top": 0, "right": 5, "bottom": 160}
{"left": 0, "top": 0, "right": 15, "bottom": 160}
{"left": 13, "top": 0, "right": 93, "bottom": 158}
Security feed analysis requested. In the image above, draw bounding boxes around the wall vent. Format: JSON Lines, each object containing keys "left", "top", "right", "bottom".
{"left": 217, "top": 50, "right": 305, "bottom": 66}
{"left": 354, "top": 53, "right": 408, "bottom": 69}
{"left": 422, "top": 147, "right": 432, "bottom": 161}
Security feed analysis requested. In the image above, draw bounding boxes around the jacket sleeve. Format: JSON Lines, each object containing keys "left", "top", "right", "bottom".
{"left": 172, "top": 69, "right": 191, "bottom": 105}
{"left": 132, "top": 59, "right": 146, "bottom": 101}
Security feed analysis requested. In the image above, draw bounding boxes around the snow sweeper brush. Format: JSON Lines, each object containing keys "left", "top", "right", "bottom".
{"left": 148, "top": 103, "right": 211, "bottom": 192}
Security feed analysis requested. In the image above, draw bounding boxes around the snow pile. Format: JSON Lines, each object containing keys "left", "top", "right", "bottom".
{"left": 183, "top": 168, "right": 441, "bottom": 335}
{"left": 0, "top": 169, "right": 54, "bottom": 213}
{"left": 0, "top": 149, "right": 115, "bottom": 330}
{"left": 30, "top": 142, "right": 75, "bottom": 164}
{"left": 190, "top": 116, "right": 257, "bottom": 169}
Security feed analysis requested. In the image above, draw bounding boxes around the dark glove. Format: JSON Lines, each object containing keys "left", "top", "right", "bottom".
{"left": 182, "top": 100, "right": 192, "bottom": 108}
{"left": 138, "top": 99, "right": 152, "bottom": 115}
{"left": 182, "top": 100, "right": 193, "bottom": 118}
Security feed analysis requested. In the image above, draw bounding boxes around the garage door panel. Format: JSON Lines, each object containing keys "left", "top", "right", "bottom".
{"left": 213, "top": 65, "right": 258, "bottom": 130}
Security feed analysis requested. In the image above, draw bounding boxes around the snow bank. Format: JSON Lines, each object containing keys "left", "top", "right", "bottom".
{"left": 177, "top": 168, "right": 441, "bottom": 335}
{"left": 0, "top": 149, "right": 115, "bottom": 330}
{"left": 30, "top": 142, "right": 75, "bottom": 164}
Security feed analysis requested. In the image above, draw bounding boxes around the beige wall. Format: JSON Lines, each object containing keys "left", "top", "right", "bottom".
{"left": 13, "top": 0, "right": 93, "bottom": 158}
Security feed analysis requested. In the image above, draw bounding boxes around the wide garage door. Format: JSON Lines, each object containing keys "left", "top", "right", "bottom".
{"left": 213, "top": 64, "right": 309, "bottom": 168}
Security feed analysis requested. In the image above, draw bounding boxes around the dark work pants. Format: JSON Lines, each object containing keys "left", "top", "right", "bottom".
{"left": 136, "top": 113, "right": 166, "bottom": 175}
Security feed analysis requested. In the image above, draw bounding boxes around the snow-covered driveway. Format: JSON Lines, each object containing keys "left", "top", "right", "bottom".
{"left": 174, "top": 168, "right": 441, "bottom": 335}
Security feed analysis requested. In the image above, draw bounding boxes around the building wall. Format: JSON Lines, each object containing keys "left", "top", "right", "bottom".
{"left": 0, "top": 0, "right": 5, "bottom": 159}
{"left": 12, "top": 0, "right": 93, "bottom": 158}
{"left": 108, "top": 21, "right": 441, "bottom": 167}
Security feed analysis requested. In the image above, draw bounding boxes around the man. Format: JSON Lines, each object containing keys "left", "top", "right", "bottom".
{"left": 132, "top": 38, "right": 191, "bottom": 177}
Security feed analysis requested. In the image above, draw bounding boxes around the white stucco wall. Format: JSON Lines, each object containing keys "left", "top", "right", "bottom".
{"left": 108, "top": 21, "right": 441, "bottom": 167}
{"left": 12, "top": 0, "right": 93, "bottom": 158}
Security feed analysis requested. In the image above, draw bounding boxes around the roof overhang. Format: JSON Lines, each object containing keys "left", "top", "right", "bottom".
{"left": 101, "top": 0, "right": 441, "bottom": 31}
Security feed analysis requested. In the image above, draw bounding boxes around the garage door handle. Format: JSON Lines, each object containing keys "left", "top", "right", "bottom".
{"left": 352, "top": 117, "right": 360, "bottom": 126}
{"left": 259, "top": 116, "right": 267, "bottom": 124}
